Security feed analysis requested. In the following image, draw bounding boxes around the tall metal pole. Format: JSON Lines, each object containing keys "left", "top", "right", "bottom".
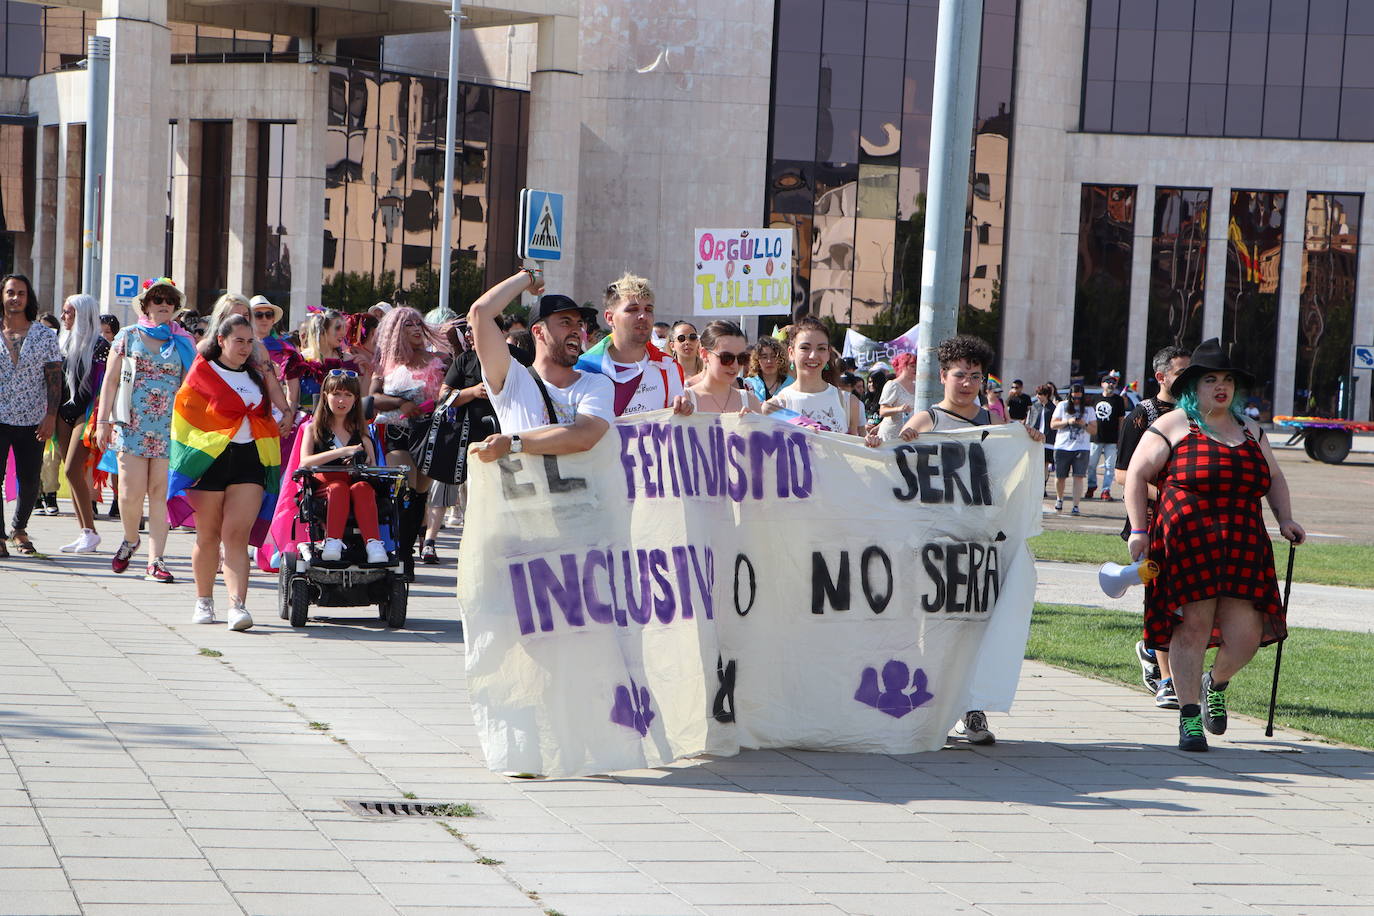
{"left": 914, "top": 0, "right": 983, "bottom": 409}
{"left": 438, "top": 0, "right": 462, "bottom": 315}
{"left": 82, "top": 35, "right": 111, "bottom": 297}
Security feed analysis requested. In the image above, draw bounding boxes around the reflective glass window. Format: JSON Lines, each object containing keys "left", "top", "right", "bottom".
{"left": 1083, "top": 79, "right": 1115, "bottom": 131}
{"left": 1116, "top": 30, "right": 1157, "bottom": 81}
{"left": 822, "top": 0, "right": 866, "bottom": 54}
{"left": 1085, "top": 28, "right": 1119, "bottom": 81}
{"left": 1189, "top": 31, "right": 1230, "bottom": 83}
{"left": 1147, "top": 188, "right": 1209, "bottom": 383}
{"left": 1300, "top": 85, "right": 1340, "bottom": 137}
{"left": 777, "top": 0, "right": 824, "bottom": 52}
{"left": 1223, "top": 190, "right": 1286, "bottom": 414}
{"left": 1073, "top": 185, "right": 1136, "bottom": 385}
{"left": 1263, "top": 84, "right": 1302, "bottom": 137}
{"left": 1187, "top": 83, "right": 1226, "bottom": 134}
{"left": 864, "top": 2, "right": 907, "bottom": 59}
{"left": 773, "top": 105, "right": 820, "bottom": 160}
{"left": 1120, "top": 0, "right": 1158, "bottom": 30}
{"left": 1231, "top": 0, "right": 1271, "bottom": 33}
{"left": 1157, "top": 0, "right": 1196, "bottom": 30}
{"left": 1339, "top": 87, "right": 1374, "bottom": 140}
{"left": 1088, "top": 0, "right": 1120, "bottom": 30}
{"left": 1344, "top": 36, "right": 1374, "bottom": 88}
{"left": 862, "top": 56, "right": 904, "bottom": 114}
{"left": 1268, "top": 0, "right": 1308, "bottom": 33}
{"left": 1113, "top": 80, "right": 1152, "bottom": 133}
{"left": 1224, "top": 83, "right": 1263, "bottom": 135}
{"left": 1150, "top": 81, "right": 1189, "bottom": 134}
{"left": 776, "top": 50, "right": 822, "bottom": 105}
{"left": 1308, "top": 0, "right": 1347, "bottom": 33}
{"left": 1295, "top": 192, "right": 1361, "bottom": 415}
{"left": 1304, "top": 34, "right": 1344, "bottom": 87}
{"left": 820, "top": 53, "right": 864, "bottom": 109}
{"left": 1194, "top": 0, "right": 1234, "bottom": 31}
{"left": 1264, "top": 33, "right": 1305, "bottom": 86}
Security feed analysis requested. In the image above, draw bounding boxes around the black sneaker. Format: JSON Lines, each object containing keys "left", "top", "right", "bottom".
{"left": 1155, "top": 678, "right": 1179, "bottom": 709}
{"left": 421, "top": 539, "right": 439, "bottom": 565}
{"left": 1179, "top": 711, "right": 1208, "bottom": 752}
{"left": 1135, "top": 640, "right": 1161, "bottom": 693}
{"left": 1202, "top": 671, "right": 1228, "bottom": 735}
{"left": 1085, "top": 485, "right": 1097, "bottom": 500}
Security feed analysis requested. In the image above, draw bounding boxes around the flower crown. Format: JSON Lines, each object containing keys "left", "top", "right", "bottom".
{"left": 142, "top": 277, "right": 177, "bottom": 290}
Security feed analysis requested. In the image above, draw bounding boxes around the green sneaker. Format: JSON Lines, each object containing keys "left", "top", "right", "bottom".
{"left": 1202, "top": 671, "right": 1228, "bottom": 735}
{"left": 1178, "top": 712, "right": 1208, "bottom": 752}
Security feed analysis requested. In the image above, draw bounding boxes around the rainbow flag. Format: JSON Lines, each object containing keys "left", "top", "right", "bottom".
{"left": 169, "top": 356, "right": 281, "bottom": 519}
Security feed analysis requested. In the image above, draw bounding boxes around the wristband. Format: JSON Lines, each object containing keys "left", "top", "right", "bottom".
{"left": 1130, "top": 528, "right": 1147, "bottom": 534}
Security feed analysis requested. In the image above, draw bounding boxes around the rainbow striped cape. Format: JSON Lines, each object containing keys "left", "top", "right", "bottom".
{"left": 169, "top": 356, "right": 281, "bottom": 518}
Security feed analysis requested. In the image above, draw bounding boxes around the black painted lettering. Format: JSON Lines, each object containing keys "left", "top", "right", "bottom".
{"left": 860, "top": 545, "right": 893, "bottom": 614}
{"left": 921, "top": 544, "right": 945, "bottom": 612}
{"left": 968, "top": 442, "right": 993, "bottom": 505}
{"left": 497, "top": 456, "right": 536, "bottom": 499}
{"left": 939, "top": 442, "right": 972, "bottom": 504}
{"left": 733, "top": 553, "right": 756, "bottom": 616}
{"left": 811, "top": 551, "right": 851, "bottom": 614}
{"left": 944, "top": 543, "right": 968, "bottom": 613}
{"left": 542, "top": 455, "right": 587, "bottom": 493}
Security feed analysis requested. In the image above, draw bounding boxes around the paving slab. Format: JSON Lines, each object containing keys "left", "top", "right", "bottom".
{"left": 1, "top": 510, "right": 1371, "bottom": 915}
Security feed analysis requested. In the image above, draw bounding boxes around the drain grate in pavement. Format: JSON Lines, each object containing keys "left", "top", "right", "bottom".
{"left": 342, "top": 800, "right": 477, "bottom": 818}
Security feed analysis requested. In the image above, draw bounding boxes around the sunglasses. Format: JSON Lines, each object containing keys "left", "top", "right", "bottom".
{"left": 676, "top": 333, "right": 698, "bottom": 343}
{"left": 252, "top": 310, "right": 276, "bottom": 320}
{"left": 326, "top": 369, "right": 359, "bottom": 379}
{"left": 708, "top": 350, "right": 743, "bottom": 366}
{"left": 148, "top": 294, "right": 177, "bottom": 305}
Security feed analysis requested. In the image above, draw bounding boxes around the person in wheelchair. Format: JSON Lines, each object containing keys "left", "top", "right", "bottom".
{"left": 296, "top": 370, "right": 389, "bottom": 565}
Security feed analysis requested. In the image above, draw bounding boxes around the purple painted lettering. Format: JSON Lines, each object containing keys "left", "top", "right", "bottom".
{"left": 530, "top": 554, "right": 583, "bottom": 629}
{"left": 510, "top": 563, "right": 536, "bottom": 635}
{"left": 725, "top": 433, "right": 747, "bottom": 502}
{"left": 582, "top": 549, "right": 614, "bottom": 624}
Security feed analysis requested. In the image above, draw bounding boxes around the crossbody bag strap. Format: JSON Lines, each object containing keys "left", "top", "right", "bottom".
{"left": 527, "top": 367, "right": 560, "bottom": 426}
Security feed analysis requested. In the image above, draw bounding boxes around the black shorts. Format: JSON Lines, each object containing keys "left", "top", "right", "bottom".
{"left": 193, "top": 441, "right": 267, "bottom": 492}
{"left": 1054, "top": 449, "right": 1089, "bottom": 479}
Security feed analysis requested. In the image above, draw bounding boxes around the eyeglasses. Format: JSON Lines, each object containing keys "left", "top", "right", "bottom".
{"left": 148, "top": 294, "right": 177, "bottom": 305}
{"left": 707, "top": 350, "right": 743, "bottom": 366}
{"left": 326, "top": 369, "right": 359, "bottom": 379}
{"left": 948, "top": 371, "right": 986, "bottom": 383}
{"left": 676, "top": 333, "right": 698, "bottom": 343}
{"left": 252, "top": 310, "right": 275, "bottom": 320}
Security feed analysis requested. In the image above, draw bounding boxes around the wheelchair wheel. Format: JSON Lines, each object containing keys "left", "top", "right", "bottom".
{"left": 381, "top": 576, "right": 408, "bottom": 629}
{"left": 288, "top": 577, "right": 311, "bottom": 629}
{"left": 278, "top": 551, "right": 297, "bottom": 620}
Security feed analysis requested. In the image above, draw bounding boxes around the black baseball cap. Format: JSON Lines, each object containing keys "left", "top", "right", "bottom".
{"left": 534, "top": 294, "right": 597, "bottom": 324}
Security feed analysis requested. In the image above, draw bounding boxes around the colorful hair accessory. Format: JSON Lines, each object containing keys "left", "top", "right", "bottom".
{"left": 142, "top": 277, "right": 177, "bottom": 290}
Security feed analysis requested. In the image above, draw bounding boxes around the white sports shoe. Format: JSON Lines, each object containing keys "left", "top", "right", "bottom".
{"left": 60, "top": 529, "right": 102, "bottom": 553}
{"left": 364, "top": 539, "right": 388, "bottom": 564}
{"left": 192, "top": 598, "right": 215, "bottom": 625}
{"left": 228, "top": 602, "right": 253, "bottom": 632}
{"left": 320, "top": 537, "right": 344, "bottom": 561}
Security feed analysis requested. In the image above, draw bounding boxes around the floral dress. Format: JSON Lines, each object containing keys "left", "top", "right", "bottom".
{"left": 111, "top": 329, "right": 189, "bottom": 459}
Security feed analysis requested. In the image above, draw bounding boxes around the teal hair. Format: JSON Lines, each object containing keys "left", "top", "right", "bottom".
{"left": 1176, "top": 374, "right": 1246, "bottom": 437}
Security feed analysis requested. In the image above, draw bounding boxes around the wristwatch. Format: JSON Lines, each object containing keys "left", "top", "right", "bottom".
{"left": 509, "top": 434, "right": 523, "bottom": 454}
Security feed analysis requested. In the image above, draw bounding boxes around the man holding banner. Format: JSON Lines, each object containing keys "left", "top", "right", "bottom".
{"left": 467, "top": 269, "right": 615, "bottom": 460}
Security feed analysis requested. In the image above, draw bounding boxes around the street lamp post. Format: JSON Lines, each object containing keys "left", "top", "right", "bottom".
{"left": 438, "top": 0, "right": 462, "bottom": 316}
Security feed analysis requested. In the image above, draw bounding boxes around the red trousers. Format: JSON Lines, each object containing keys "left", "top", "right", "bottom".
{"left": 319, "top": 473, "right": 381, "bottom": 542}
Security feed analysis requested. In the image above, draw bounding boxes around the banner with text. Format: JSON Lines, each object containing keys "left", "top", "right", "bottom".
{"left": 843, "top": 325, "right": 921, "bottom": 371}
{"left": 457, "top": 413, "right": 1042, "bottom": 778}
{"left": 693, "top": 229, "right": 793, "bottom": 317}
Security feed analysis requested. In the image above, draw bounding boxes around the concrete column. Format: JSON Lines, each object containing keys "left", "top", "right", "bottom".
{"left": 59, "top": 125, "right": 85, "bottom": 297}
{"left": 226, "top": 117, "right": 258, "bottom": 297}
{"left": 1202, "top": 188, "right": 1228, "bottom": 343}
{"left": 1126, "top": 182, "right": 1155, "bottom": 387}
{"left": 289, "top": 69, "right": 328, "bottom": 327}
{"left": 1273, "top": 187, "right": 1307, "bottom": 418}
{"left": 524, "top": 15, "right": 580, "bottom": 300}
{"left": 171, "top": 119, "right": 200, "bottom": 305}
{"left": 98, "top": 0, "right": 171, "bottom": 325}
{"left": 33, "top": 125, "right": 59, "bottom": 309}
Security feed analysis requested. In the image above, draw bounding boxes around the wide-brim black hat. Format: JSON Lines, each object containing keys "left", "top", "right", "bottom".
{"left": 534, "top": 293, "right": 597, "bottom": 325}
{"left": 1168, "top": 338, "right": 1255, "bottom": 398}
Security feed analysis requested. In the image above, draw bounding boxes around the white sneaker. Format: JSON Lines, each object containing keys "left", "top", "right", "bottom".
{"left": 60, "top": 529, "right": 102, "bottom": 553}
{"left": 320, "top": 537, "right": 344, "bottom": 561}
{"left": 228, "top": 602, "right": 253, "bottom": 632}
{"left": 364, "top": 539, "right": 388, "bottom": 564}
{"left": 955, "top": 710, "right": 996, "bottom": 745}
{"left": 192, "top": 598, "right": 215, "bottom": 625}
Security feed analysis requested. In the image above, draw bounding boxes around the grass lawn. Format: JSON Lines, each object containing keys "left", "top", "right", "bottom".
{"left": 1029, "top": 530, "right": 1374, "bottom": 590}
{"left": 1028, "top": 603, "right": 1374, "bottom": 750}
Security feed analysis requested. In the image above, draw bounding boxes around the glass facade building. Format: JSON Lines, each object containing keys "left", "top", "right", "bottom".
{"left": 766, "top": 0, "right": 1018, "bottom": 353}
{"left": 1296, "top": 193, "right": 1361, "bottom": 415}
{"left": 1224, "top": 189, "right": 1286, "bottom": 416}
{"left": 1071, "top": 184, "right": 1135, "bottom": 385}
{"left": 1082, "top": 0, "right": 1374, "bottom": 141}
{"left": 1147, "top": 187, "right": 1209, "bottom": 379}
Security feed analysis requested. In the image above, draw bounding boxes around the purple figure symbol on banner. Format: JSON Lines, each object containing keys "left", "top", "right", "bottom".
{"left": 854, "top": 660, "right": 934, "bottom": 719}
{"left": 611, "top": 677, "right": 656, "bottom": 736}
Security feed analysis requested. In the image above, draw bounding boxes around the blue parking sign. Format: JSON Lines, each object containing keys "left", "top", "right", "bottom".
{"left": 115, "top": 274, "right": 140, "bottom": 300}
{"left": 1354, "top": 345, "right": 1374, "bottom": 371}
{"left": 520, "top": 189, "right": 564, "bottom": 262}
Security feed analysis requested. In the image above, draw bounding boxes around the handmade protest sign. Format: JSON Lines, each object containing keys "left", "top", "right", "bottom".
{"left": 693, "top": 229, "right": 793, "bottom": 317}
{"left": 457, "top": 412, "right": 1042, "bottom": 778}
{"left": 843, "top": 325, "right": 920, "bottom": 371}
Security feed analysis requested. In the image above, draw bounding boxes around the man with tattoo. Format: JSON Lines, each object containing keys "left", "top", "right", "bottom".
{"left": 0, "top": 274, "right": 62, "bottom": 556}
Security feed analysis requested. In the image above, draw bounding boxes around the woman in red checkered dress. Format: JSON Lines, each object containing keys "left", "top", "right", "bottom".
{"left": 1124, "top": 339, "right": 1304, "bottom": 752}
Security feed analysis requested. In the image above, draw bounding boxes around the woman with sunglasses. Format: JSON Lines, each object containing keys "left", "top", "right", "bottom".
{"left": 369, "top": 307, "right": 449, "bottom": 579}
{"left": 744, "top": 336, "right": 793, "bottom": 402}
{"left": 295, "top": 308, "right": 369, "bottom": 416}
{"left": 670, "top": 321, "right": 706, "bottom": 383}
{"left": 685, "top": 321, "right": 762, "bottom": 414}
{"left": 93, "top": 279, "right": 197, "bottom": 582}
{"left": 249, "top": 295, "right": 304, "bottom": 419}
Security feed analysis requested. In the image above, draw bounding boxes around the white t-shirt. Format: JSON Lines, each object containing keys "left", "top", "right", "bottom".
{"left": 772, "top": 383, "right": 851, "bottom": 433}
{"left": 876, "top": 379, "right": 916, "bottom": 441}
{"left": 485, "top": 362, "right": 615, "bottom": 435}
{"left": 210, "top": 361, "right": 264, "bottom": 443}
{"left": 1052, "top": 401, "right": 1092, "bottom": 452}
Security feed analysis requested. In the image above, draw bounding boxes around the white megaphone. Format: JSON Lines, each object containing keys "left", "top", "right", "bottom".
{"left": 1098, "top": 559, "right": 1161, "bottom": 599}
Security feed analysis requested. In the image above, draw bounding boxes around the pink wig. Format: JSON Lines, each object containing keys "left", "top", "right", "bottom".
{"left": 373, "top": 307, "right": 449, "bottom": 374}
{"left": 892, "top": 352, "right": 917, "bottom": 373}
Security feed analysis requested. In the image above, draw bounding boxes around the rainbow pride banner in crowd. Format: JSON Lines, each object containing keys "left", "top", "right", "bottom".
{"left": 842, "top": 325, "right": 920, "bottom": 371}
{"left": 456, "top": 412, "right": 1042, "bottom": 778}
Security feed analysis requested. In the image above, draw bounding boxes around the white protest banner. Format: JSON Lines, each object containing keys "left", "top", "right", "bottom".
{"left": 843, "top": 325, "right": 921, "bottom": 371}
{"left": 693, "top": 229, "right": 793, "bottom": 317}
{"left": 457, "top": 412, "right": 1042, "bottom": 778}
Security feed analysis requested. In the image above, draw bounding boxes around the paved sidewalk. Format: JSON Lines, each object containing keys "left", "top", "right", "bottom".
{"left": 1, "top": 511, "right": 1372, "bottom": 916}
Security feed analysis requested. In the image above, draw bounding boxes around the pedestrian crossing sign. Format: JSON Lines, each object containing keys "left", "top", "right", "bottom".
{"left": 519, "top": 188, "right": 564, "bottom": 262}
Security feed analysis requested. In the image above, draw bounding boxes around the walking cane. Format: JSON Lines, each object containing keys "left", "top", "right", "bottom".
{"left": 1265, "top": 542, "right": 1297, "bottom": 738}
